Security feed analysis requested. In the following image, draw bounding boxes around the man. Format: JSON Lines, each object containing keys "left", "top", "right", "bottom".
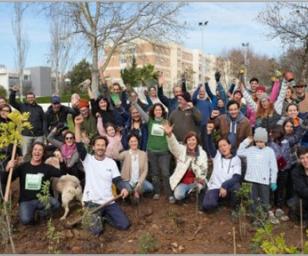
{"left": 45, "top": 95, "right": 79, "bottom": 133}
{"left": 289, "top": 147, "right": 308, "bottom": 221}
{"left": 168, "top": 92, "right": 201, "bottom": 142}
{"left": 232, "top": 90, "right": 247, "bottom": 116}
{"left": 0, "top": 142, "right": 65, "bottom": 224}
{"left": 9, "top": 86, "right": 46, "bottom": 160}
{"left": 157, "top": 73, "right": 186, "bottom": 114}
{"left": 293, "top": 80, "right": 308, "bottom": 113}
{"left": 78, "top": 99, "right": 97, "bottom": 146}
{"left": 211, "top": 100, "right": 252, "bottom": 150}
{"left": 192, "top": 83, "right": 213, "bottom": 128}
{"left": 74, "top": 115, "right": 130, "bottom": 235}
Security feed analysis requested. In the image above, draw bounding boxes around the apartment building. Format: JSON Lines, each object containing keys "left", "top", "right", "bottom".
{"left": 102, "top": 39, "right": 232, "bottom": 94}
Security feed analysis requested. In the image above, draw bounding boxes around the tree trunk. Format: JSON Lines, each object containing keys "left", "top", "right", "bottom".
{"left": 91, "top": 38, "right": 99, "bottom": 98}
{"left": 300, "top": 40, "right": 308, "bottom": 82}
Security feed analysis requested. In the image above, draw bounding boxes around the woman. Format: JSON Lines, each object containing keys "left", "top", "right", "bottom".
{"left": 115, "top": 134, "right": 153, "bottom": 203}
{"left": 202, "top": 122, "right": 242, "bottom": 211}
{"left": 121, "top": 105, "right": 148, "bottom": 151}
{"left": 0, "top": 104, "right": 12, "bottom": 123}
{"left": 133, "top": 101, "right": 175, "bottom": 203}
{"left": 163, "top": 123, "right": 208, "bottom": 202}
{"left": 47, "top": 128, "right": 84, "bottom": 182}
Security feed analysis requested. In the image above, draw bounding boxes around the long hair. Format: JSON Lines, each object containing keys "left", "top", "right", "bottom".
{"left": 256, "top": 99, "right": 274, "bottom": 118}
{"left": 149, "top": 103, "right": 167, "bottom": 119}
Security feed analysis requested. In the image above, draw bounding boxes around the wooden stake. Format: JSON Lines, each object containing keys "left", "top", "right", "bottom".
{"left": 64, "top": 194, "right": 122, "bottom": 228}
{"left": 4, "top": 142, "right": 18, "bottom": 202}
{"left": 300, "top": 199, "right": 304, "bottom": 254}
{"left": 233, "top": 226, "right": 237, "bottom": 255}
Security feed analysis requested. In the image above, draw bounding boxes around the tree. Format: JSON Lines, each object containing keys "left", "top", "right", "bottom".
{"left": 47, "top": 2, "right": 186, "bottom": 96}
{"left": 120, "top": 57, "right": 159, "bottom": 91}
{"left": 47, "top": 5, "right": 72, "bottom": 95}
{"left": 66, "top": 59, "right": 91, "bottom": 93}
{"left": 258, "top": 3, "right": 308, "bottom": 81}
{"left": 11, "top": 3, "right": 29, "bottom": 101}
{"left": 0, "top": 85, "right": 7, "bottom": 98}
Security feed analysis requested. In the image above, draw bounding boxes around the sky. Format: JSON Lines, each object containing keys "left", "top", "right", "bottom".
{"left": 0, "top": 2, "right": 285, "bottom": 71}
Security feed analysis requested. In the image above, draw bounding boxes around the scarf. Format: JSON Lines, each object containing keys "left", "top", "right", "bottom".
{"left": 61, "top": 143, "right": 77, "bottom": 160}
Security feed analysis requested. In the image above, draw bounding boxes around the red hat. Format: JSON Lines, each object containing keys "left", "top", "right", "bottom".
{"left": 256, "top": 85, "right": 266, "bottom": 93}
{"left": 79, "top": 99, "right": 89, "bottom": 109}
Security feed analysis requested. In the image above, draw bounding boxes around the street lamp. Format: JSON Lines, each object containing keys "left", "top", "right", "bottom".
{"left": 241, "top": 42, "right": 249, "bottom": 85}
{"left": 198, "top": 21, "right": 208, "bottom": 53}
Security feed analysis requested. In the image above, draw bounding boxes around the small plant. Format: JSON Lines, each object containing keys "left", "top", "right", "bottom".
{"left": 47, "top": 218, "right": 61, "bottom": 254}
{"left": 251, "top": 223, "right": 298, "bottom": 254}
{"left": 36, "top": 181, "right": 51, "bottom": 210}
{"left": 138, "top": 232, "right": 158, "bottom": 253}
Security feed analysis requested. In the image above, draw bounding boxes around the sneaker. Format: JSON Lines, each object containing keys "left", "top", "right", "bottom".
{"left": 169, "top": 196, "right": 176, "bottom": 204}
{"left": 153, "top": 194, "right": 160, "bottom": 200}
{"left": 268, "top": 210, "right": 280, "bottom": 225}
{"left": 280, "top": 215, "right": 290, "bottom": 222}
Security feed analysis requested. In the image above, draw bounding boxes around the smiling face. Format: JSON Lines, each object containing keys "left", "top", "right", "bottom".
{"left": 173, "top": 86, "right": 182, "bottom": 97}
{"left": 283, "top": 121, "right": 294, "bottom": 135}
{"left": 250, "top": 81, "right": 259, "bottom": 91}
{"left": 93, "top": 138, "right": 107, "bottom": 158}
{"left": 199, "top": 87, "right": 206, "bottom": 99}
{"left": 150, "top": 87, "right": 157, "bottom": 97}
{"left": 300, "top": 153, "right": 308, "bottom": 170}
{"left": 0, "top": 106, "right": 10, "bottom": 119}
{"left": 99, "top": 99, "right": 108, "bottom": 110}
{"left": 64, "top": 132, "right": 75, "bottom": 146}
{"left": 31, "top": 144, "right": 44, "bottom": 164}
{"left": 130, "top": 107, "right": 141, "bottom": 122}
{"left": 186, "top": 136, "right": 198, "bottom": 151}
{"left": 153, "top": 105, "right": 163, "bottom": 118}
{"left": 128, "top": 136, "right": 139, "bottom": 150}
{"left": 228, "top": 103, "right": 239, "bottom": 119}
{"left": 26, "top": 93, "right": 36, "bottom": 105}
{"left": 255, "top": 141, "right": 266, "bottom": 149}
{"left": 218, "top": 139, "right": 232, "bottom": 157}
{"left": 287, "top": 105, "right": 298, "bottom": 119}
{"left": 106, "top": 125, "right": 116, "bottom": 137}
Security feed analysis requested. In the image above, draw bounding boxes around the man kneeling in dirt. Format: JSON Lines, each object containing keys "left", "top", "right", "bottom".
{"left": 74, "top": 115, "right": 130, "bottom": 236}
{"left": 288, "top": 147, "right": 308, "bottom": 221}
{"left": 0, "top": 142, "right": 65, "bottom": 225}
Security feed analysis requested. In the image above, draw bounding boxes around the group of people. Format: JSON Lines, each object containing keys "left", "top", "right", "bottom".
{"left": 1, "top": 69, "right": 308, "bottom": 235}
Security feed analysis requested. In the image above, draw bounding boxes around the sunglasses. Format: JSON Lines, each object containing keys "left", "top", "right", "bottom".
{"left": 65, "top": 136, "right": 74, "bottom": 140}
{"left": 295, "top": 85, "right": 305, "bottom": 88}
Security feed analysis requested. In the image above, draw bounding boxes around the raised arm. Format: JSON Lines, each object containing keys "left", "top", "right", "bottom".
{"left": 132, "top": 101, "right": 149, "bottom": 123}
{"left": 47, "top": 127, "right": 64, "bottom": 148}
{"left": 192, "top": 85, "right": 201, "bottom": 105}
{"left": 9, "top": 87, "right": 22, "bottom": 111}
{"left": 237, "top": 137, "right": 252, "bottom": 157}
{"left": 202, "top": 123, "right": 217, "bottom": 158}
{"left": 74, "top": 115, "right": 87, "bottom": 161}
{"left": 97, "top": 115, "right": 107, "bottom": 136}
{"left": 274, "top": 79, "right": 288, "bottom": 115}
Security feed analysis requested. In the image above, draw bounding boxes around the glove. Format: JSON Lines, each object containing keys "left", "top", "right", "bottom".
{"left": 271, "top": 183, "right": 277, "bottom": 191}
{"left": 215, "top": 71, "right": 221, "bottom": 82}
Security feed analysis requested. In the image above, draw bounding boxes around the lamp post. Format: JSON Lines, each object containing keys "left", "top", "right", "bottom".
{"left": 241, "top": 42, "right": 249, "bottom": 85}
{"left": 199, "top": 21, "right": 208, "bottom": 84}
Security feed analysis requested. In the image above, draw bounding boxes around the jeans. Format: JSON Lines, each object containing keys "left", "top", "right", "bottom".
{"left": 251, "top": 183, "right": 270, "bottom": 213}
{"left": 147, "top": 151, "right": 172, "bottom": 196}
{"left": 202, "top": 182, "right": 240, "bottom": 211}
{"left": 275, "top": 170, "right": 289, "bottom": 207}
{"left": 126, "top": 180, "right": 154, "bottom": 194}
{"left": 173, "top": 183, "right": 196, "bottom": 201}
{"left": 22, "top": 136, "right": 44, "bottom": 161}
{"left": 85, "top": 202, "right": 130, "bottom": 235}
{"left": 19, "top": 197, "right": 60, "bottom": 225}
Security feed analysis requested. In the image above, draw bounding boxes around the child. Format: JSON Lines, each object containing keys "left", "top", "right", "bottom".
{"left": 237, "top": 127, "right": 279, "bottom": 224}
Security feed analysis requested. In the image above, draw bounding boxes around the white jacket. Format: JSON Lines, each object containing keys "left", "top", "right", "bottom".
{"left": 167, "top": 134, "right": 208, "bottom": 190}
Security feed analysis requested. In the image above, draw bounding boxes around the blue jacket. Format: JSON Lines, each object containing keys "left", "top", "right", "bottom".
{"left": 192, "top": 86, "right": 213, "bottom": 127}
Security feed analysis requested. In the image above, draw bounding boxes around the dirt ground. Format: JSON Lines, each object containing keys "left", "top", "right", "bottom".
{"left": 1, "top": 188, "right": 304, "bottom": 254}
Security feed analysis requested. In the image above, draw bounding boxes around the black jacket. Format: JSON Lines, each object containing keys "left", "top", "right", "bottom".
{"left": 292, "top": 164, "right": 308, "bottom": 199}
{"left": 45, "top": 104, "right": 78, "bottom": 132}
{"left": 9, "top": 91, "right": 46, "bottom": 136}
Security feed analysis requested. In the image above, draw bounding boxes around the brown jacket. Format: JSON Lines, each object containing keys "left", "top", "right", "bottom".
{"left": 115, "top": 150, "right": 148, "bottom": 186}
{"left": 214, "top": 113, "right": 252, "bottom": 148}
{"left": 294, "top": 92, "right": 308, "bottom": 113}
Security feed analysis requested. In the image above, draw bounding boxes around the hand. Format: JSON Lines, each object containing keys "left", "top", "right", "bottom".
{"left": 120, "top": 188, "right": 129, "bottom": 199}
{"left": 143, "top": 89, "right": 148, "bottom": 97}
{"left": 207, "top": 122, "right": 215, "bottom": 135}
{"left": 6, "top": 160, "right": 17, "bottom": 172}
{"left": 204, "top": 76, "right": 210, "bottom": 82}
{"left": 186, "top": 102, "right": 193, "bottom": 109}
{"left": 162, "top": 122, "right": 174, "bottom": 136}
{"left": 275, "top": 70, "right": 282, "bottom": 78}
{"left": 74, "top": 115, "right": 84, "bottom": 126}
{"left": 71, "top": 94, "right": 80, "bottom": 108}
{"left": 271, "top": 183, "right": 277, "bottom": 191}
{"left": 95, "top": 112, "right": 101, "bottom": 118}
{"left": 219, "top": 187, "right": 227, "bottom": 198}
{"left": 215, "top": 71, "right": 221, "bottom": 82}
{"left": 135, "top": 183, "right": 142, "bottom": 192}
{"left": 195, "top": 178, "right": 205, "bottom": 186}
{"left": 158, "top": 72, "right": 165, "bottom": 87}
{"left": 284, "top": 71, "right": 294, "bottom": 82}
{"left": 211, "top": 110, "right": 220, "bottom": 119}
{"left": 11, "top": 85, "right": 19, "bottom": 92}
{"left": 247, "top": 136, "right": 254, "bottom": 144}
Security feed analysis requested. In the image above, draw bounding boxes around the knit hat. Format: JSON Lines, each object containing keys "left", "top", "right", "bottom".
{"left": 254, "top": 127, "right": 268, "bottom": 143}
{"left": 79, "top": 99, "right": 89, "bottom": 109}
{"left": 51, "top": 95, "right": 61, "bottom": 104}
{"left": 178, "top": 91, "right": 192, "bottom": 102}
{"left": 256, "top": 85, "right": 266, "bottom": 93}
